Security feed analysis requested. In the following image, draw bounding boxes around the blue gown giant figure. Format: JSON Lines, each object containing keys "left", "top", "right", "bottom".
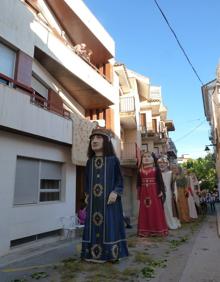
{"left": 81, "top": 129, "right": 128, "bottom": 262}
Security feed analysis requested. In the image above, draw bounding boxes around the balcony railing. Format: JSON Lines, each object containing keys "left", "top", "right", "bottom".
{"left": 120, "top": 96, "right": 135, "bottom": 113}
{"left": 0, "top": 73, "right": 70, "bottom": 119}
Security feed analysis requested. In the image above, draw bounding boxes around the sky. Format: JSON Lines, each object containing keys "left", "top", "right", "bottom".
{"left": 84, "top": 0, "right": 220, "bottom": 159}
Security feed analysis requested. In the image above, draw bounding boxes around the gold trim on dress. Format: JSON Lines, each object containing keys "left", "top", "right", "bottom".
{"left": 93, "top": 212, "right": 103, "bottom": 226}
{"left": 93, "top": 184, "right": 103, "bottom": 197}
{"left": 95, "top": 157, "right": 104, "bottom": 169}
{"left": 91, "top": 244, "right": 102, "bottom": 259}
{"left": 112, "top": 244, "right": 119, "bottom": 259}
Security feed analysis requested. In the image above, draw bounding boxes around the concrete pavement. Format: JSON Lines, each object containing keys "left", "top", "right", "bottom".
{"left": 179, "top": 213, "right": 220, "bottom": 282}
{"left": 216, "top": 201, "right": 220, "bottom": 237}
{"left": 0, "top": 204, "right": 220, "bottom": 281}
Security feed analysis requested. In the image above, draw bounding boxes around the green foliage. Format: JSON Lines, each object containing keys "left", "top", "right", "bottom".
{"left": 30, "top": 272, "right": 48, "bottom": 279}
{"left": 169, "top": 236, "right": 188, "bottom": 249}
{"left": 182, "top": 153, "right": 217, "bottom": 191}
{"left": 141, "top": 259, "right": 167, "bottom": 278}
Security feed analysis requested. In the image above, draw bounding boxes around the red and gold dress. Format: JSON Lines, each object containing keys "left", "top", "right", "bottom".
{"left": 137, "top": 167, "right": 168, "bottom": 236}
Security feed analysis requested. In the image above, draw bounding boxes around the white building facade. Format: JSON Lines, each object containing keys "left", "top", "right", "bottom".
{"left": 0, "top": 0, "right": 117, "bottom": 256}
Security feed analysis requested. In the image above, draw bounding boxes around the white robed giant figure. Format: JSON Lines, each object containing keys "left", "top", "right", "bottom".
{"left": 189, "top": 172, "right": 200, "bottom": 208}
{"left": 183, "top": 169, "right": 198, "bottom": 220}
{"left": 158, "top": 157, "right": 181, "bottom": 229}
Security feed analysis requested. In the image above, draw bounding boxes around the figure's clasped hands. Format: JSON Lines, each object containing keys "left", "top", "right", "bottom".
{"left": 107, "top": 191, "right": 118, "bottom": 205}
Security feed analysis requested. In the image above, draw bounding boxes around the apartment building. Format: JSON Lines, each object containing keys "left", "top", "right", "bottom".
{"left": 115, "top": 64, "right": 176, "bottom": 219}
{"left": 202, "top": 63, "right": 220, "bottom": 192}
{"left": 113, "top": 65, "right": 143, "bottom": 218}
{"left": 140, "top": 85, "right": 176, "bottom": 159}
{"left": 0, "top": 0, "right": 118, "bottom": 256}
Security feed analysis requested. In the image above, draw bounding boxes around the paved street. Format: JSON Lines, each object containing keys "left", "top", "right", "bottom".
{"left": 0, "top": 205, "right": 220, "bottom": 282}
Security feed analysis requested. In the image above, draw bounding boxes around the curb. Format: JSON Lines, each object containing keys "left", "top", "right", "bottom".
{"left": 216, "top": 204, "right": 220, "bottom": 237}
{"left": 0, "top": 238, "right": 80, "bottom": 268}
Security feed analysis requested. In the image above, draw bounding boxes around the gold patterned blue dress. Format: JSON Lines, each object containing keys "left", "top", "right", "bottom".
{"left": 81, "top": 156, "right": 128, "bottom": 262}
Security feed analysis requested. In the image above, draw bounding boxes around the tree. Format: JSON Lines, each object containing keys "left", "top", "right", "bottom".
{"left": 182, "top": 153, "right": 217, "bottom": 191}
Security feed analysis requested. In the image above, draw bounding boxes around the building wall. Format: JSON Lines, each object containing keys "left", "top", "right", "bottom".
{"left": 0, "top": 0, "right": 116, "bottom": 105}
{"left": 124, "top": 129, "right": 136, "bottom": 142}
{"left": 0, "top": 130, "right": 76, "bottom": 256}
{"left": 0, "top": 84, "right": 72, "bottom": 144}
{"left": 0, "top": 0, "right": 35, "bottom": 57}
{"left": 121, "top": 169, "right": 139, "bottom": 219}
{"left": 32, "top": 60, "right": 85, "bottom": 117}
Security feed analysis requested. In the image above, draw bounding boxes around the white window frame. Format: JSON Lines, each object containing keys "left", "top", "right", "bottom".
{"left": 0, "top": 41, "right": 16, "bottom": 84}
{"left": 14, "top": 157, "right": 63, "bottom": 205}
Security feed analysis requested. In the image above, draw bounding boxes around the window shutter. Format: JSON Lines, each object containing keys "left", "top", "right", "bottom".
{"left": 40, "top": 160, "right": 62, "bottom": 180}
{"left": 105, "top": 108, "right": 114, "bottom": 132}
{"left": 15, "top": 50, "right": 32, "bottom": 86}
{"left": 105, "top": 63, "right": 113, "bottom": 83}
{"left": 14, "top": 157, "right": 39, "bottom": 205}
{"left": 140, "top": 113, "right": 146, "bottom": 129}
{"left": 48, "top": 89, "right": 63, "bottom": 115}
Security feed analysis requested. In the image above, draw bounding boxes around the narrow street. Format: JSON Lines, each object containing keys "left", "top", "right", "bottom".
{"left": 1, "top": 205, "right": 220, "bottom": 282}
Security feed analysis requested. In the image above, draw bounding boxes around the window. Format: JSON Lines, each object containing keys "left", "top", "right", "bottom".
{"left": 140, "top": 113, "right": 146, "bottom": 131}
{"left": 40, "top": 160, "right": 62, "bottom": 202}
{"left": 31, "top": 75, "right": 48, "bottom": 99}
{"left": 152, "top": 119, "right": 158, "bottom": 133}
{"left": 31, "top": 74, "right": 49, "bottom": 107}
{"left": 0, "top": 42, "right": 16, "bottom": 84}
{"left": 14, "top": 157, "right": 62, "bottom": 205}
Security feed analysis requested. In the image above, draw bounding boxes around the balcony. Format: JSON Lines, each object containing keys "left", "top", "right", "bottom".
{"left": 29, "top": 8, "right": 116, "bottom": 109}
{"left": 44, "top": 0, "right": 115, "bottom": 65}
{"left": 0, "top": 0, "right": 117, "bottom": 110}
{"left": 33, "top": 39, "right": 116, "bottom": 109}
{"left": 120, "top": 96, "right": 136, "bottom": 129}
{"left": 141, "top": 127, "right": 156, "bottom": 138}
{"left": 120, "top": 142, "right": 137, "bottom": 167}
{"left": 141, "top": 127, "right": 167, "bottom": 144}
{"left": 0, "top": 82, "right": 72, "bottom": 144}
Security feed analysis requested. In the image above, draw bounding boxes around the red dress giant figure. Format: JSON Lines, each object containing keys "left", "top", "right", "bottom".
{"left": 137, "top": 152, "right": 168, "bottom": 237}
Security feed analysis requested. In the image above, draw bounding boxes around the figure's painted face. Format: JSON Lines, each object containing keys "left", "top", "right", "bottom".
{"left": 91, "top": 134, "right": 104, "bottom": 153}
{"left": 158, "top": 161, "right": 168, "bottom": 172}
{"left": 142, "top": 152, "right": 154, "bottom": 166}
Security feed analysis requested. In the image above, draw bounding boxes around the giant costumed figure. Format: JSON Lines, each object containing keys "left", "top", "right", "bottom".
{"left": 172, "top": 165, "right": 191, "bottom": 223}
{"left": 81, "top": 128, "right": 128, "bottom": 262}
{"left": 137, "top": 152, "right": 168, "bottom": 237}
{"left": 158, "top": 156, "right": 180, "bottom": 229}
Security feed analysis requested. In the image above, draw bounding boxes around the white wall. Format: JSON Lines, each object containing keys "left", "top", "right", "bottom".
{"left": 0, "top": 0, "right": 35, "bottom": 57}
{"left": 0, "top": 130, "right": 76, "bottom": 256}
{"left": 0, "top": 84, "right": 72, "bottom": 144}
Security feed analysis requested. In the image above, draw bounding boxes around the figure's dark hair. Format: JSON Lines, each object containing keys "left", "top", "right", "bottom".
{"left": 87, "top": 134, "right": 116, "bottom": 158}
{"left": 152, "top": 152, "right": 166, "bottom": 199}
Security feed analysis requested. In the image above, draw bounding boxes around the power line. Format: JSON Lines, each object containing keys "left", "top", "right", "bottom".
{"left": 174, "top": 119, "right": 206, "bottom": 143}
{"left": 153, "top": 0, "right": 204, "bottom": 86}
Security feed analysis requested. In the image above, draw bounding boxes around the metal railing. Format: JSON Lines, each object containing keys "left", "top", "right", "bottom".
{"left": 120, "top": 96, "right": 135, "bottom": 113}
{"left": 0, "top": 72, "right": 70, "bottom": 118}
